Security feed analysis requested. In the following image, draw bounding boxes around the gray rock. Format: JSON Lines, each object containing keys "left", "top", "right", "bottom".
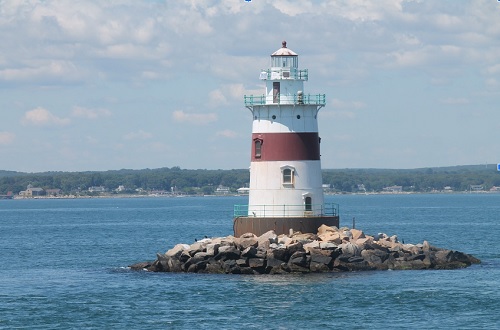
{"left": 248, "top": 258, "right": 266, "bottom": 269}
{"left": 165, "top": 243, "right": 190, "bottom": 258}
{"left": 254, "top": 247, "right": 267, "bottom": 259}
{"left": 206, "top": 243, "right": 220, "bottom": 256}
{"left": 339, "top": 242, "right": 361, "bottom": 257}
{"left": 216, "top": 245, "right": 241, "bottom": 260}
{"left": 286, "top": 241, "right": 304, "bottom": 255}
{"left": 239, "top": 236, "right": 258, "bottom": 250}
{"left": 309, "top": 249, "right": 334, "bottom": 266}
{"left": 241, "top": 246, "right": 258, "bottom": 258}
{"left": 289, "top": 251, "right": 308, "bottom": 268}
{"left": 268, "top": 247, "right": 289, "bottom": 262}
{"left": 310, "top": 262, "right": 330, "bottom": 272}
{"left": 258, "top": 230, "right": 278, "bottom": 247}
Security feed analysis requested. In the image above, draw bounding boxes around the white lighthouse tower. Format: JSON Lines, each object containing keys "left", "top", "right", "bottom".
{"left": 234, "top": 41, "right": 339, "bottom": 236}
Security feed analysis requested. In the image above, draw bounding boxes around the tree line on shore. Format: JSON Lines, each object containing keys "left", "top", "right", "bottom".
{"left": 1, "top": 164, "right": 499, "bottom": 196}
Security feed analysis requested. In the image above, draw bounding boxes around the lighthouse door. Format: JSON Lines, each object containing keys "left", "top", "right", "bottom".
{"left": 305, "top": 196, "right": 312, "bottom": 211}
{"left": 273, "top": 82, "right": 280, "bottom": 103}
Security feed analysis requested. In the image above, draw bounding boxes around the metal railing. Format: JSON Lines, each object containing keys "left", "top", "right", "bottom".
{"left": 234, "top": 202, "right": 339, "bottom": 218}
{"left": 261, "top": 69, "right": 309, "bottom": 80}
{"left": 244, "top": 93, "right": 326, "bottom": 106}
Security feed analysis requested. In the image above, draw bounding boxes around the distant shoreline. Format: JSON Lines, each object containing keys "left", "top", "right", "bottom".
{"left": 6, "top": 190, "right": 500, "bottom": 200}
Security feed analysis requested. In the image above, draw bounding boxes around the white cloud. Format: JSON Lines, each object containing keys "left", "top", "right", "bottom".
{"left": 0, "top": 132, "right": 15, "bottom": 145}
{"left": 172, "top": 110, "right": 217, "bottom": 125}
{"left": 332, "top": 98, "right": 365, "bottom": 110}
{"left": 333, "top": 134, "right": 353, "bottom": 142}
{"left": 0, "top": 61, "right": 81, "bottom": 82}
{"left": 123, "top": 130, "right": 153, "bottom": 141}
{"left": 440, "top": 98, "right": 469, "bottom": 105}
{"left": 208, "top": 84, "right": 246, "bottom": 107}
{"left": 72, "top": 106, "right": 112, "bottom": 119}
{"left": 208, "top": 89, "right": 228, "bottom": 106}
{"left": 21, "top": 107, "right": 71, "bottom": 127}
{"left": 216, "top": 130, "right": 238, "bottom": 138}
{"left": 486, "top": 64, "right": 500, "bottom": 75}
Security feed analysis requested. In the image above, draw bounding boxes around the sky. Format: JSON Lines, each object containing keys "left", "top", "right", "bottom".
{"left": 1, "top": 0, "right": 499, "bottom": 172}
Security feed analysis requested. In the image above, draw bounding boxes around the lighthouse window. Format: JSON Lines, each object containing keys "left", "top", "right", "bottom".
{"left": 282, "top": 168, "right": 294, "bottom": 185}
{"left": 254, "top": 139, "right": 262, "bottom": 159}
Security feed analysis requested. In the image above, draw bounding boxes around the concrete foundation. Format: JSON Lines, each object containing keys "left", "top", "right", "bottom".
{"left": 233, "top": 216, "right": 340, "bottom": 237}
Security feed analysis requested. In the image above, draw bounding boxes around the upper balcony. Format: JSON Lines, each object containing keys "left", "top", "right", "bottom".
{"left": 244, "top": 93, "right": 326, "bottom": 106}
{"left": 260, "top": 68, "right": 308, "bottom": 81}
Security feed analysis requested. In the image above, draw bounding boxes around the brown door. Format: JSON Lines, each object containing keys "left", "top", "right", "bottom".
{"left": 273, "top": 82, "right": 280, "bottom": 103}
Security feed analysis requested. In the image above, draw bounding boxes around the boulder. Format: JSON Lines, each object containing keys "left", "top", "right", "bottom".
{"left": 165, "top": 243, "right": 190, "bottom": 258}
{"left": 303, "top": 241, "right": 321, "bottom": 253}
{"left": 338, "top": 242, "right": 361, "bottom": 257}
{"left": 309, "top": 249, "right": 333, "bottom": 267}
{"left": 239, "top": 236, "right": 258, "bottom": 250}
{"left": 361, "top": 249, "right": 388, "bottom": 269}
{"left": 286, "top": 241, "right": 304, "bottom": 255}
{"left": 240, "top": 232, "right": 256, "bottom": 239}
{"left": 278, "top": 235, "right": 292, "bottom": 245}
{"left": 216, "top": 245, "right": 241, "bottom": 260}
{"left": 206, "top": 243, "right": 220, "bottom": 256}
{"left": 248, "top": 258, "right": 266, "bottom": 269}
{"left": 318, "top": 232, "right": 342, "bottom": 244}
{"left": 291, "top": 233, "right": 318, "bottom": 243}
{"left": 268, "top": 247, "right": 289, "bottom": 262}
{"left": 129, "top": 261, "right": 154, "bottom": 271}
{"left": 266, "top": 256, "right": 286, "bottom": 269}
{"left": 258, "top": 230, "right": 278, "bottom": 248}
{"left": 317, "top": 224, "right": 339, "bottom": 235}
{"left": 187, "top": 242, "right": 205, "bottom": 257}
{"left": 310, "top": 262, "right": 330, "bottom": 272}
{"left": 166, "top": 256, "right": 183, "bottom": 272}
{"left": 350, "top": 229, "right": 365, "bottom": 241}
{"left": 241, "top": 246, "right": 258, "bottom": 258}
{"left": 353, "top": 237, "right": 373, "bottom": 248}
{"left": 319, "top": 242, "right": 338, "bottom": 250}
{"left": 255, "top": 247, "right": 267, "bottom": 259}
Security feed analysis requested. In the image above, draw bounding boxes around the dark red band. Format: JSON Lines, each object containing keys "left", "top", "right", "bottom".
{"left": 251, "top": 132, "right": 320, "bottom": 161}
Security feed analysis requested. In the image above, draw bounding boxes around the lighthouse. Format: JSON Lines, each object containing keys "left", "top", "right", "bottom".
{"left": 234, "top": 41, "right": 339, "bottom": 237}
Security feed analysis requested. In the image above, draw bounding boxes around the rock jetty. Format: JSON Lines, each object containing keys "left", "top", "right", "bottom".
{"left": 130, "top": 225, "right": 480, "bottom": 274}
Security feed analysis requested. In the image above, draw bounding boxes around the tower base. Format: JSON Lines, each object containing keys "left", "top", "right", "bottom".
{"left": 233, "top": 216, "right": 340, "bottom": 237}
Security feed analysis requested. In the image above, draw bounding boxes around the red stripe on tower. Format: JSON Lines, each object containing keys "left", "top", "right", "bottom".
{"left": 251, "top": 132, "right": 320, "bottom": 161}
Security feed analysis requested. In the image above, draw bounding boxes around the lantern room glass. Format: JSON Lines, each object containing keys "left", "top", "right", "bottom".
{"left": 271, "top": 56, "right": 298, "bottom": 68}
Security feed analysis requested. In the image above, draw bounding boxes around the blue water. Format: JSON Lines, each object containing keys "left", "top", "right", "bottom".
{"left": 1, "top": 194, "right": 499, "bottom": 329}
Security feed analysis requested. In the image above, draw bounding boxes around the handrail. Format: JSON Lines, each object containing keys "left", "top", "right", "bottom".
{"left": 234, "top": 202, "right": 339, "bottom": 218}
{"left": 260, "top": 68, "right": 309, "bottom": 80}
{"left": 244, "top": 93, "right": 326, "bottom": 106}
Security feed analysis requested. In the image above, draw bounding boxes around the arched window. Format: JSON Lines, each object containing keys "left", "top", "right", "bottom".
{"left": 283, "top": 168, "right": 293, "bottom": 184}
{"left": 280, "top": 165, "right": 295, "bottom": 187}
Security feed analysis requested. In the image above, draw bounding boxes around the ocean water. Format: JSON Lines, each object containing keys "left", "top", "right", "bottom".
{"left": 0, "top": 194, "right": 499, "bottom": 329}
